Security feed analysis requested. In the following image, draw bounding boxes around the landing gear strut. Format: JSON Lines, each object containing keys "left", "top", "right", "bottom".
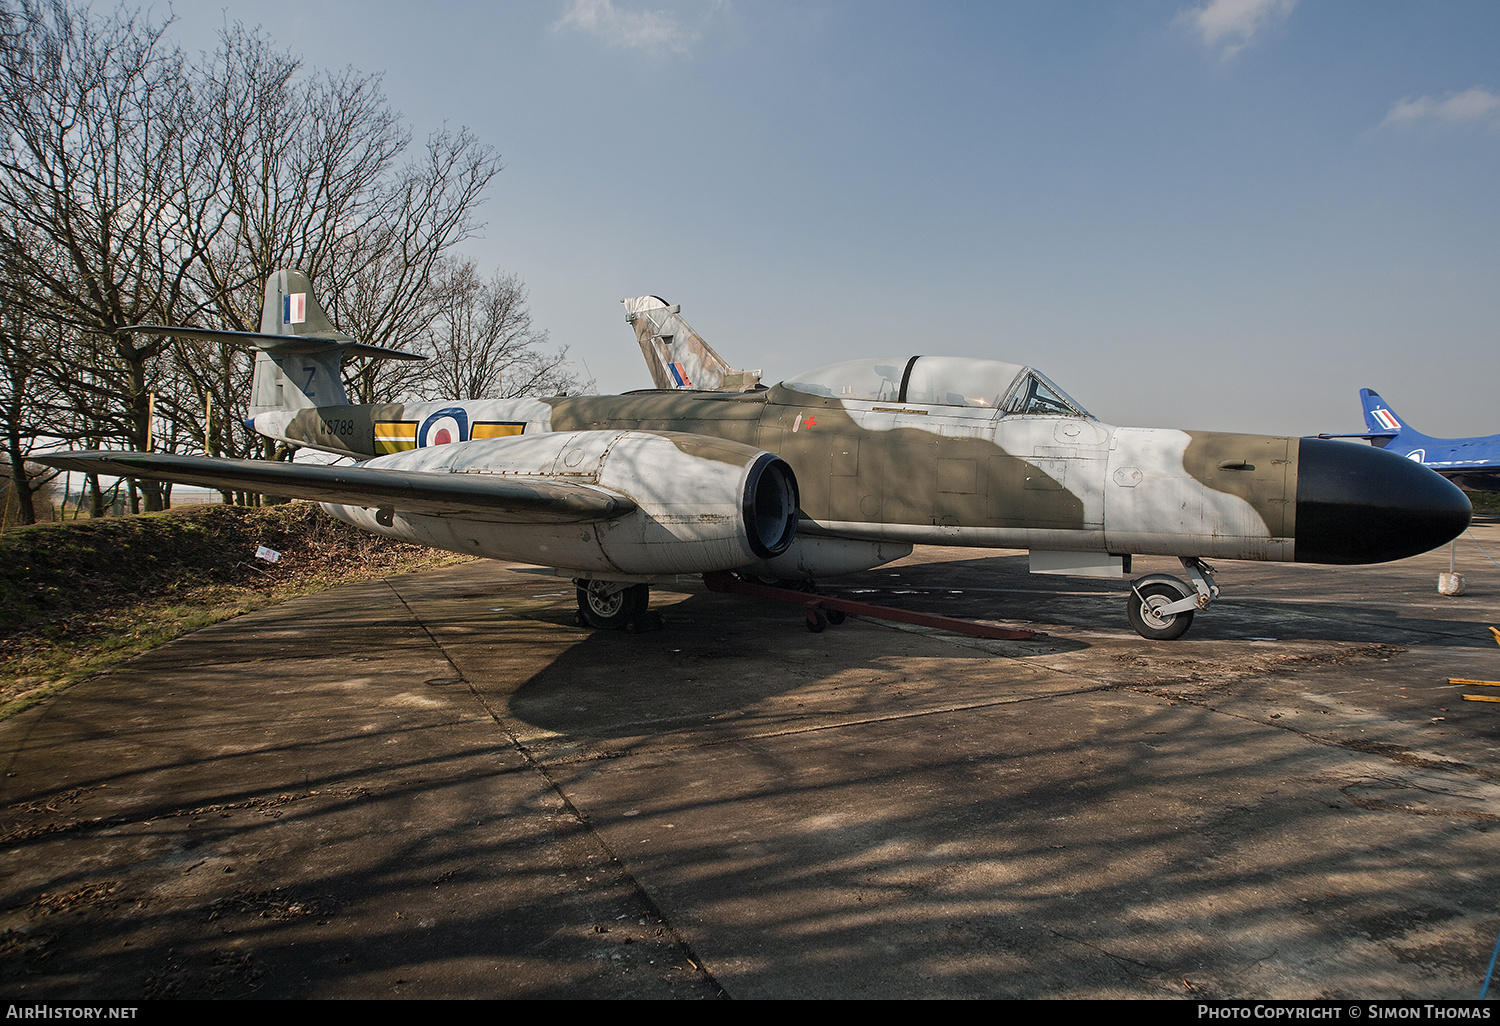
{"left": 1126, "top": 558, "right": 1219, "bottom": 641}
{"left": 574, "top": 580, "right": 661, "bottom": 631}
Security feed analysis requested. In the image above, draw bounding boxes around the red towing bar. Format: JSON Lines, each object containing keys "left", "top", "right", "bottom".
{"left": 702, "top": 572, "right": 1041, "bottom": 640}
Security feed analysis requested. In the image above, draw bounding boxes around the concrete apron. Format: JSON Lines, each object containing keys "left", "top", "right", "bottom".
{"left": 2, "top": 527, "right": 1499, "bottom": 999}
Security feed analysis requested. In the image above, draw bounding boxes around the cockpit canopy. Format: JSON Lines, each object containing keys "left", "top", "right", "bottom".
{"left": 783, "top": 356, "right": 1091, "bottom": 418}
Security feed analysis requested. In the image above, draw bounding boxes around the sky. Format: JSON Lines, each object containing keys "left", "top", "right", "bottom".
{"left": 162, "top": 0, "right": 1500, "bottom": 437}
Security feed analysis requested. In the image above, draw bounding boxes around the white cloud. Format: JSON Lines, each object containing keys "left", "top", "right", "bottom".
{"left": 1381, "top": 86, "right": 1500, "bottom": 128}
{"left": 1180, "top": 0, "right": 1297, "bottom": 56}
{"left": 554, "top": 0, "right": 698, "bottom": 57}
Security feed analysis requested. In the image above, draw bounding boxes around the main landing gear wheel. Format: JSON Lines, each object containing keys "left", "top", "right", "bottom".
{"left": 576, "top": 581, "right": 650, "bottom": 630}
{"left": 1127, "top": 582, "right": 1194, "bottom": 641}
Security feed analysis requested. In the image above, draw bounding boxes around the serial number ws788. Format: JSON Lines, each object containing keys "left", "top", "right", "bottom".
{"left": 318, "top": 418, "right": 359, "bottom": 438}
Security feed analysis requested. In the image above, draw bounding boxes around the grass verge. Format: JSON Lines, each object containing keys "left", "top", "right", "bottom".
{"left": 1469, "top": 491, "right": 1500, "bottom": 516}
{"left": 0, "top": 503, "right": 470, "bottom": 721}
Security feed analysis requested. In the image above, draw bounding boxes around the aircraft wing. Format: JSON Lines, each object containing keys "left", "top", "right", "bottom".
{"left": 1316, "top": 431, "right": 1399, "bottom": 441}
{"left": 33, "top": 451, "right": 636, "bottom": 524}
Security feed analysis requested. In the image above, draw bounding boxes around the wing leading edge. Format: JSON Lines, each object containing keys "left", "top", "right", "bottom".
{"left": 34, "top": 451, "right": 637, "bottom": 524}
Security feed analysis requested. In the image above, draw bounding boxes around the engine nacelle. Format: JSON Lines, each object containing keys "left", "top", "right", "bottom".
{"left": 322, "top": 430, "right": 799, "bottom": 576}
{"left": 738, "top": 535, "right": 913, "bottom": 580}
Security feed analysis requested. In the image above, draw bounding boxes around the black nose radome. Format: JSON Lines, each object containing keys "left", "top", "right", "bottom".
{"left": 1294, "top": 438, "right": 1471, "bottom": 564}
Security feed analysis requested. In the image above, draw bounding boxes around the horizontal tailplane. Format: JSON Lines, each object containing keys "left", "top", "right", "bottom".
{"left": 134, "top": 269, "right": 424, "bottom": 414}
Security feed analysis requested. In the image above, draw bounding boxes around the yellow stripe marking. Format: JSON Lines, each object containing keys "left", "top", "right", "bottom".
{"left": 374, "top": 420, "right": 418, "bottom": 455}
{"left": 472, "top": 422, "right": 525, "bottom": 439}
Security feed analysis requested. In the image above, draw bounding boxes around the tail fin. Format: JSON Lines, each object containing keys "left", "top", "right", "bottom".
{"left": 623, "top": 296, "right": 761, "bottom": 392}
{"left": 249, "top": 269, "right": 357, "bottom": 414}
{"left": 1360, "top": 388, "right": 1404, "bottom": 445}
{"left": 134, "top": 269, "right": 423, "bottom": 415}
{"left": 258, "top": 268, "right": 349, "bottom": 340}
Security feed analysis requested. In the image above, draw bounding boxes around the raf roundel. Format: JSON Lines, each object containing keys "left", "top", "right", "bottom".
{"left": 419, "top": 407, "right": 470, "bottom": 447}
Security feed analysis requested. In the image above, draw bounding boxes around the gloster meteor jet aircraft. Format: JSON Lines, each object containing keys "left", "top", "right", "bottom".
{"left": 39, "top": 272, "right": 1471, "bottom": 640}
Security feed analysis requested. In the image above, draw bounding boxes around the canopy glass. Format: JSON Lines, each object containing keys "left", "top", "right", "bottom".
{"left": 784, "top": 356, "right": 1091, "bottom": 418}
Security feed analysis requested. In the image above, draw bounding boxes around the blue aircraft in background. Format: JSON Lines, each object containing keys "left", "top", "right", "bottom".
{"left": 1320, "top": 389, "right": 1500, "bottom": 493}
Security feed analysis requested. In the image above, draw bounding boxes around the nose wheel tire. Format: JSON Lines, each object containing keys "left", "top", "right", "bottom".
{"left": 577, "top": 581, "right": 650, "bottom": 630}
{"left": 1127, "top": 582, "right": 1194, "bottom": 641}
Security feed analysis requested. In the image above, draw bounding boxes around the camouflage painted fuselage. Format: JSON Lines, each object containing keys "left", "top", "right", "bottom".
{"left": 252, "top": 376, "right": 1468, "bottom": 567}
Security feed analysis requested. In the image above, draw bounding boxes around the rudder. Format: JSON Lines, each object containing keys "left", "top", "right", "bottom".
{"left": 250, "top": 270, "right": 357, "bottom": 414}
{"left": 623, "top": 296, "right": 761, "bottom": 392}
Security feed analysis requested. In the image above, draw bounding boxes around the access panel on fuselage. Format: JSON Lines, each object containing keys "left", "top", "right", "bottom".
{"left": 758, "top": 398, "right": 886, "bottom": 523}
{"left": 763, "top": 389, "right": 1009, "bottom": 529}
{"left": 546, "top": 392, "right": 766, "bottom": 447}
{"left": 985, "top": 417, "right": 1108, "bottom": 531}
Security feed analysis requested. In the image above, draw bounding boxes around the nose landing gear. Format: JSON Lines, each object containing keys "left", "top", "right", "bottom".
{"left": 1126, "top": 558, "right": 1219, "bottom": 640}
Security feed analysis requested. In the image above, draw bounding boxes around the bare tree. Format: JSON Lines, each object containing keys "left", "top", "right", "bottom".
{"left": 185, "top": 24, "right": 407, "bottom": 327}
{"left": 0, "top": 1, "right": 569, "bottom": 503}
{"left": 164, "top": 23, "right": 410, "bottom": 460}
{"left": 328, "top": 128, "right": 505, "bottom": 405}
{"left": 0, "top": 271, "right": 65, "bottom": 524}
{"left": 0, "top": 0, "right": 205, "bottom": 509}
{"left": 183, "top": 26, "right": 504, "bottom": 421}
{"left": 420, "top": 262, "right": 583, "bottom": 400}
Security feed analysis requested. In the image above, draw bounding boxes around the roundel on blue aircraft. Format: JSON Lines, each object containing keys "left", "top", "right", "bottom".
{"left": 419, "top": 408, "right": 469, "bottom": 447}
